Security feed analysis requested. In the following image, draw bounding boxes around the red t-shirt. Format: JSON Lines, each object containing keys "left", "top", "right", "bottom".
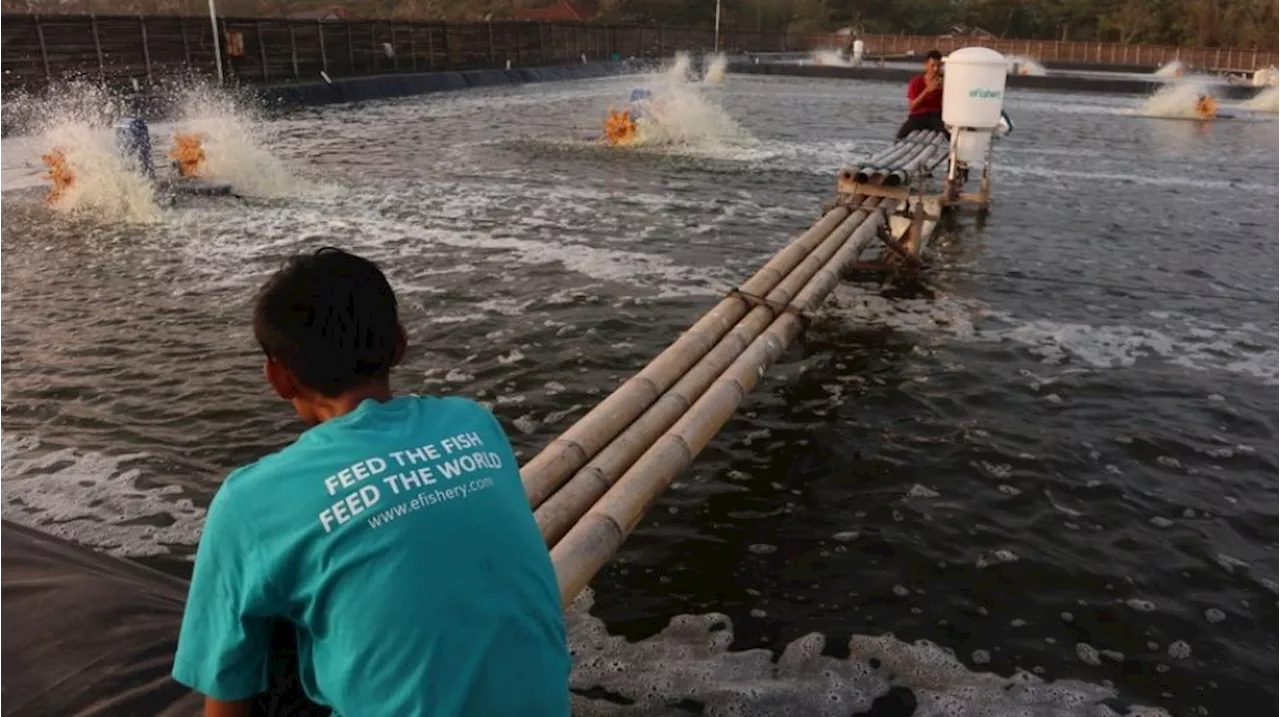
{"left": 907, "top": 74, "right": 943, "bottom": 116}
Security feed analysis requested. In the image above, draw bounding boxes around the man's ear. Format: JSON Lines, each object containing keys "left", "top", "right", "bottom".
{"left": 264, "top": 357, "right": 299, "bottom": 400}
{"left": 391, "top": 324, "right": 408, "bottom": 368}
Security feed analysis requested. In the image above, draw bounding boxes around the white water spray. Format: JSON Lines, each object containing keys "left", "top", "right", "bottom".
{"left": 1006, "top": 55, "right": 1047, "bottom": 76}
{"left": 1240, "top": 86, "right": 1279, "bottom": 113}
{"left": 1154, "top": 60, "right": 1186, "bottom": 78}
{"left": 615, "top": 54, "right": 751, "bottom": 150}
{"left": 665, "top": 52, "right": 696, "bottom": 84}
{"left": 1132, "top": 82, "right": 1218, "bottom": 119}
{"left": 6, "top": 80, "right": 162, "bottom": 222}
{"left": 810, "top": 49, "right": 851, "bottom": 67}
{"left": 1251, "top": 66, "right": 1278, "bottom": 87}
{"left": 702, "top": 53, "right": 728, "bottom": 84}
{"left": 172, "top": 85, "right": 298, "bottom": 198}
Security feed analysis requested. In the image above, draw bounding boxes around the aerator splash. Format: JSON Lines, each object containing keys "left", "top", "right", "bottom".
{"left": 41, "top": 117, "right": 233, "bottom": 203}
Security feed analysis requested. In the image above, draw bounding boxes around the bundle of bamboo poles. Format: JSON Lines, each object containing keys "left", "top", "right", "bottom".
{"left": 520, "top": 195, "right": 895, "bottom": 606}
{"left": 851, "top": 130, "right": 949, "bottom": 186}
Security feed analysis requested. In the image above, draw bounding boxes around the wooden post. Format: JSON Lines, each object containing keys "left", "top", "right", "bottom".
{"left": 289, "top": 25, "right": 299, "bottom": 78}
{"left": 318, "top": 19, "right": 328, "bottom": 73}
{"left": 391, "top": 25, "right": 399, "bottom": 71}
{"left": 347, "top": 21, "right": 355, "bottom": 74}
{"left": 180, "top": 19, "right": 191, "bottom": 68}
{"left": 370, "top": 24, "right": 377, "bottom": 72}
{"left": 91, "top": 15, "right": 106, "bottom": 82}
{"left": 34, "top": 15, "right": 51, "bottom": 83}
{"left": 138, "top": 16, "right": 153, "bottom": 82}
{"left": 410, "top": 24, "right": 417, "bottom": 72}
{"left": 257, "top": 20, "right": 269, "bottom": 81}
{"left": 488, "top": 21, "right": 496, "bottom": 67}
{"left": 427, "top": 24, "right": 435, "bottom": 70}
{"left": 441, "top": 23, "right": 450, "bottom": 69}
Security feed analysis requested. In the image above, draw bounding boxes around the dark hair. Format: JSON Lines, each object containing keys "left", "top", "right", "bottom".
{"left": 926, "top": 50, "right": 943, "bottom": 61}
{"left": 253, "top": 247, "right": 401, "bottom": 397}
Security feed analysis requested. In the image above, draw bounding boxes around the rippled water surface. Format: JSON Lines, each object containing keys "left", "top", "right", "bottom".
{"left": 2, "top": 73, "right": 1277, "bottom": 715}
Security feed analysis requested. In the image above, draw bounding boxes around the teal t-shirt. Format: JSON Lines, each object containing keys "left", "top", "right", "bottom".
{"left": 173, "top": 395, "right": 570, "bottom": 716}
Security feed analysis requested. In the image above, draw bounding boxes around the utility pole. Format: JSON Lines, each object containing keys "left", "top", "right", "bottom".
{"left": 716, "top": 0, "right": 727, "bottom": 53}
{"left": 208, "top": 0, "right": 224, "bottom": 84}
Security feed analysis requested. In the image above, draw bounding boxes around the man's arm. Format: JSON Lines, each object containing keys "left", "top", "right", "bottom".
{"left": 907, "top": 76, "right": 940, "bottom": 111}
{"left": 205, "top": 697, "right": 254, "bottom": 717}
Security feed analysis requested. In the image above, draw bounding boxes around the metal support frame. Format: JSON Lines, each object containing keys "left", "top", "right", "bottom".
{"left": 942, "top": 126, "right": 996, "bottom": 213}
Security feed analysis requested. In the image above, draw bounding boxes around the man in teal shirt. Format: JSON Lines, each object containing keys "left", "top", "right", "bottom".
{"left": 173, "top": 247, "right": 570, "bottom": 716}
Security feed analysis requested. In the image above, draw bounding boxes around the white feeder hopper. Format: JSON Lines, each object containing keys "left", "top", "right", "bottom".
{"left": 942, "top": 46, "right": 1008, "bottom": 165}
{"left": 852, "top": 39, "right": 865, "bottom": 66}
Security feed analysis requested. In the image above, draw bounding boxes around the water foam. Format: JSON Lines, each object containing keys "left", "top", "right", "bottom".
{"left": 566, "top": 587, "right": 1167, "bottom": 716}
{"left": 825, "top": 291, "right": 1278, "bottom": 384}
{"left": 0, "top": 433, "right": 205, "bottom": 556}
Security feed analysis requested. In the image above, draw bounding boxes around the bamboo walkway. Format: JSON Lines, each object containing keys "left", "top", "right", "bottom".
{"left": 522, "top": 129, "right": 963, "bottom": 605}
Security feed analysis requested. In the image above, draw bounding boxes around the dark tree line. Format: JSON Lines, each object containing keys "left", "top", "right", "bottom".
{"left": 5, "top": 0, "right": 1277, "bottom": 49}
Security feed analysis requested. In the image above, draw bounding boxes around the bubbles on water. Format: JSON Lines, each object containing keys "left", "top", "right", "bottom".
{"left": 1149, "top": 516, "right": 1174, "bottom": 528}
{"left": 747, "top": 543, "right": 778, "bottom": 555}
{"left": 831, "top": 531, "right": 860, "bottom": 542}
{"left": 1214, "top": 553, "right": 1249, "bottom": 574}
{"left": 1125, "top": 599, "right": 1157, "bottom": 613}
{"left": 908, "top": 484, "right": 941, "bottom": 498}
{"left": 0, "top": 433, "right": 204, "bottom": 556}
{"left": 1203, "top": 608, "right": 1226, "bottom": 624}
{"left": 976, "top": 550, "right": 1019, "bottom": 568}
{"left": 1076, "top": 642, "right": 1102, "bottom": 666}
{"left": 1167, "top": 640, "right": 1192, "bottom": 660}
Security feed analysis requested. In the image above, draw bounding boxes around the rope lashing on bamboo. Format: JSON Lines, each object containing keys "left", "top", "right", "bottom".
{"left": 533, "top": 199, "right": 885, "bottom": 546}
{"left": 521, "top": 206, "right": 855, "bottom": 509}
{"left": 540, "top": 198, "right": 894, "bottom": 577}
{"left": 723, "top": 288, "right": 811, "bottom": 328}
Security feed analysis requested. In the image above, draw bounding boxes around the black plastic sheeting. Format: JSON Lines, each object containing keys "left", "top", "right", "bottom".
{"left": 727, "top": 61, "right": 1262, "bottom": 99}
{"left": 259, "top": 60, "right": 640, "bottom": 108}
{"left": 1, "top": 520, "right": 329, "bottom": 717}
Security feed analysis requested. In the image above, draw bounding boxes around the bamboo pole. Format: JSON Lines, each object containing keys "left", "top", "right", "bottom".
{"left": 535, "top": 200, "right": 880, "bottom": 545}
{"left": 521, "top": 206, "right": 852, "bottom": 508}
{"left": 885, "top": 137, "right": 948, "bottom": 186}
{"left": 551, "top": 197, "right": 893, "bottom": 606}
{"left": 855, "top": 139, "right": 919, "bottom": 182}
{"left": 870, "top": 141, "right": 934, "bottom": 184}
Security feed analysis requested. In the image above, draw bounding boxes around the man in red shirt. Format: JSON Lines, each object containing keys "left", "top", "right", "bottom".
{"left": 895, "top": 50, "right": 947, "bottom": 140}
